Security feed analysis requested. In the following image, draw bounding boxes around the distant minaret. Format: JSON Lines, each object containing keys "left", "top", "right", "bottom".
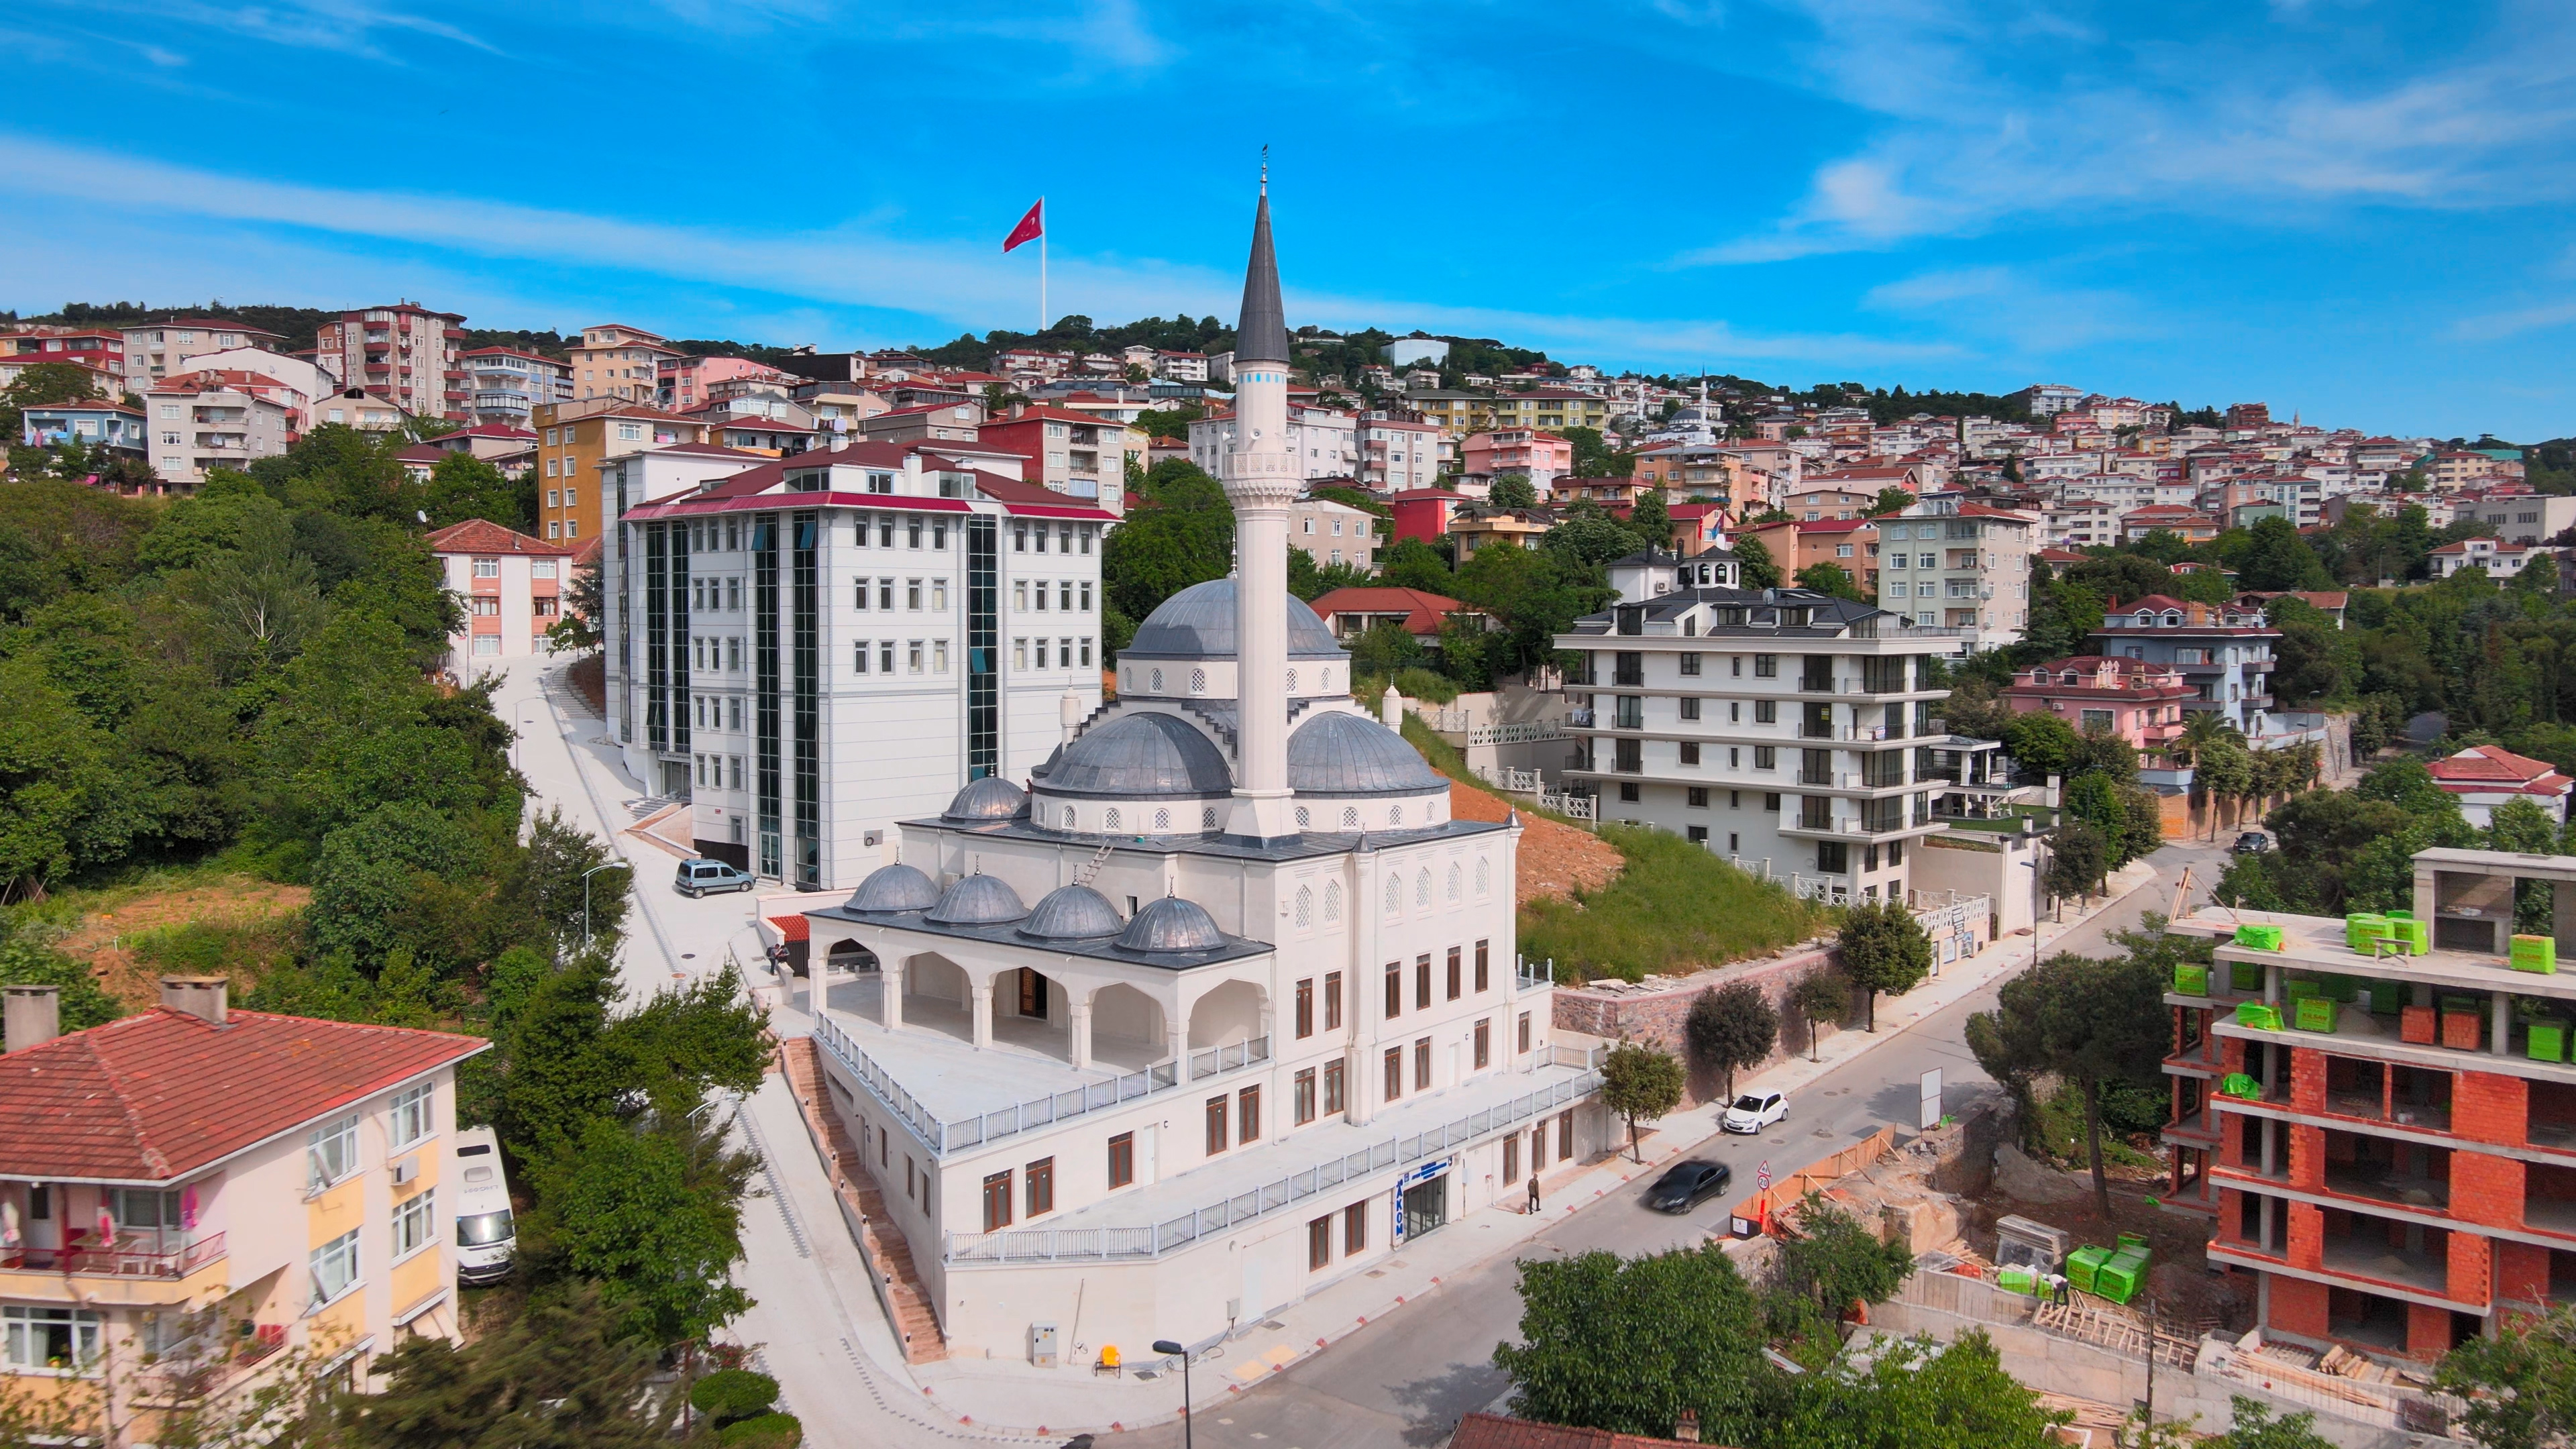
{"left": 1223, "top": 162, "right": 1301, "bottom": 843}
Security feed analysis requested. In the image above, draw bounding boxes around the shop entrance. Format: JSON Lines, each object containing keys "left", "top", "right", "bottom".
{"left": 1400, "top": 1167, "right": 1450, "bottom": 1242}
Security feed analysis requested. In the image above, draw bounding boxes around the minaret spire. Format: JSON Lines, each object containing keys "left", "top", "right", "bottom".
{"left": 1221, "top": 165, "right": 1300, "bottom": 843}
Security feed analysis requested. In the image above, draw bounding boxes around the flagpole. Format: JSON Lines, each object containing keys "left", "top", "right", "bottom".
{"left": 1040, "top": 198, "right": 1048, "bottom": 334}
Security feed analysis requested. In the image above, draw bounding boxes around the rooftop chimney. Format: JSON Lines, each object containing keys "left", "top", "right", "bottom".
{"left": 1672, "top": 1409, "right": 1701, "bottom": 1444}
{"left": 159, "top": 976, "right": 228, "bottom": 1026}
{"left": 4, "top": 984, "right": 61, "bottom": 1053}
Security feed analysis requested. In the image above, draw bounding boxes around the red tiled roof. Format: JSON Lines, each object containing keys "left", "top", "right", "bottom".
{"left": 768, "top": 916, "right": 810, "bottom": 943}
{"left": 425, "top": 519, "right": 574, "bottom": 555}
{"left": 396, "top": 443, "right": 447, "bottom": 464}
{"left": 1307, "top": 587, "right": 1486, "bottom": 635}
{"left": 0, "top": 1008, "right": 487, "bottom": 1181}
{"left": 2428, "top": 745, "right": 2572, "bottom": 794}
{"left": 1448, "top": 1413, "right": 1719, "bottom": 1449}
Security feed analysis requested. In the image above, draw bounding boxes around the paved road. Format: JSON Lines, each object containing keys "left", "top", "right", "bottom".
{"left": 1103, "top": 835, "right": 2229, "bottom": 1449}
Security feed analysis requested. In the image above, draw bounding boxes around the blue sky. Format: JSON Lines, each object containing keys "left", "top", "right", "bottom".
{"left": 5, "top": 0, "right": 2572, "bottom": 438}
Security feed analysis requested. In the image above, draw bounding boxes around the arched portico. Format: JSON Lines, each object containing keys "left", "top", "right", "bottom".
{"left": 1087, "top": 982, "right": 1169, "bottom": 1073}
{"left": 1185, "top": 978, "right": 1266, "bottom": 1050}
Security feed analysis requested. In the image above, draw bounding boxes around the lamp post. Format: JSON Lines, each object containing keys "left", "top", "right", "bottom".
{"left": 1150, "top": 1339, "right": 1192, "bottom": 1449}
{"left": 581, "top": 862, "right": 623, "bottom": 953}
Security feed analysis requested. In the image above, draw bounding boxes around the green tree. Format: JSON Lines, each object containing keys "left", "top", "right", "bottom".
{"left": 2236, "top": 516, "right": 2334, "bottom": 591}
{"left": 2047, "top": 820, "right": 2114, "bottom": 900}
{"left": 1790, "top": 967, "right": 1849, "bottom": 1061}
{"left": 1491, "top": 1244, "right": 1776, "bottom": 1442}
{"left": 1598, "top": 1041, "right": 1685, "bottom": 1163}
{"left": 1776, "top": 1193, "right": 1914, "bottom": 1316}
{"left": 2208, "top": 1395, "right": 2338, "bottom": 1449}
{"left": 1837, "top": 898, "right": 1931, "bottom": 1032}
{"left": 0, "top": 924, "right": 125, "bottom": 1046}
{"left": 1545, "top": 513, "right": 1648, "bottom": 567}
{"left": 2001, "top": 711, "right": 2082, "bottom": 780}
{"left": 1488, "top": 474, "right": 1538, "bottom": 509}
{"left": 2064, "top": 773, "right": 2129, "bottom": 865}
{"left": 523, "top": 1113, "right": 757, "bottom": 1347}
{"left": 1100, "top": 460, "right": 1233, "bottom": 625}
{"left": 1628, "top": 490, "right": 1674, "bottom": 549}
{"left": 303, "top": 800, "right": 486, "bottom": 967}
{"left": 2434, "top": 1302, "right": 2576, "bottom": 1449}
{"left": 1347, "top": 619, "right": 1426, "bottom": 677}
{"left": 1964, "top": 949, "right": 2167, "bottom": 1217}
{"left": 1865, "top": 488, "right": 1915, "bottom": 517}
{"left": 1776, "top": 1331, "right": 2068, "bottom": 1449}
{"left": 1561, "top": 426, "right": 1629, "bottom": 480}
{"left": 1794, "top": 562, "right": 1866, "bottom": 601}
{"left": 425, "top": 451, "right": 529, "bottom": 531}
{"left": 1733, "top": 535, "right": 1782, "bottom": 590}
{"left": 1684, "top": 980, "right": 1778, "bottom": 1100}
{"left": 547, "top": 557, "right": 604, "bottom": 654}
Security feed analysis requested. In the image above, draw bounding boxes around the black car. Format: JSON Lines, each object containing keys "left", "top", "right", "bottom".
{"left": 2233, "top": 832, "right": 2269, "bottom": 855}
{"left": 1645, "top": 1159, "right": 1732, "bottom": 1214}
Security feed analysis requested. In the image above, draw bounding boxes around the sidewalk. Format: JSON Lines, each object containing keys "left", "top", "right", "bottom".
{"left": 732, "top": 854, "right": 2169, "bottom": 1442}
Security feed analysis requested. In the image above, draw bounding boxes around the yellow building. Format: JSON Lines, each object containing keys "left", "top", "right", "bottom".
{"left": 566, "top": 323, "right": 683, "bottom": 405}
{"left": 533, "top": 402, "right": 710, "bottom": 543}
{"left": 0, "top": 978, "right": 487, "bottom": 1440}
{"left": 1483, "top": 388, "right": 1611, "bottom": 434}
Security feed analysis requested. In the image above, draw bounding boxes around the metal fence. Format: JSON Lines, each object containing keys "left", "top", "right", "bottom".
{"left": 812, "top": 1015, "right": 1191, "bottom": 1156}
{"left": 945, "top": 1062, "right": 1603, "bottom": 1265}
{"left": 1188, "top": 1036, "right": 1270, "bottom": 1080}
{"left": 1892, "top": 1269, "right": 2038, "bottom": 1326}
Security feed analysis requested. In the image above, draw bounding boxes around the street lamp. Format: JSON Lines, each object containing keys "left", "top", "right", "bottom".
{"left": 582, "top": 862, "right": 624, "bottom": 953}
{"left": 1150, "top": 1339, "right": 1192, "bottom": 1449}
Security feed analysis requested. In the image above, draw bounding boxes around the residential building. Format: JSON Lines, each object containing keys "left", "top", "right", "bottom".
{"left": 794, "top": 382, "right": 896, "bottom": 441}
{"left": 1738, "top": 517, "right": 1881, "bottom": 594}
{"left": 311, "top": 303, "right": 466, "bottom": 419}
{"left": 0, "top": 977, "right": 485, "bottom": 1438}
{"left": 2004, "top": 656, "right": 2192, "bottom": 753}
{"left": 1783, "top": 486, "right": 1876, "bottom": 521}
{"left": 1449, "top": 506, "right": 1556, "bottom": 560}
{"left": 1387, "top": 488, "right": 1471, "bottom": 546}
{"left": 2238, "top": 591, "right": 2350, "bottom": 629}
{"left": 2429, "top": 539, "right": 2560, "bottom": 580}
{"left": 1878, "top": 502, "right": 2035, "bottom": 649}
{"left": 785, "top": 189, "right": 1599, "bottom": 1362}
{"left": 1483, "top": 389, "right": 1611, "bottom": 435}
{"left": 308, "top": 388, "right": 409, "bottom": 432}
{"left": 1556, "top": 588, "right": 2002, "bottom": 902}
{"left": 146, "top": 372, "right": 294, "bottom": 489}
{"left": 2044, "top": 498, "right": 2120, "bottom": 549}
{"left": 659, "top": 355, "right": 794, "bottom": 413}
{"left": 2025, "top": 384, "right": 2085, "bottom": 416}
{"left": 2121, "top": 505, "right": 2223, "bottom": 543}
{"left": 1287, "top": 495, "right": 1380, "bottom": 571}
{"left": 533, "top": 405, "right": 710, "bottom": 544}
{"left": 19, "top": 400, "right": 147, "bottom": 460}
{"left": 432, "top": 423, "right": 541, "bottom": 469}
{"left": 1459, "top": 430, "right": 1574, "bottom": 494}
{"left": 182, "top": 348, "right": 324, "bottom": 416}
{"left": 2430, "top": 450, "right": 2513, "bottom": 491}
{"left": 122, "top": 319, "right": 286, "bottom": 390}
{"left": 1306, "top": 586, "right": 1497, "bottom": 651}
{"left": 861, "top": 402, "right": 987, "bottom": 447}
{"left": 460, "top": 347, "right": 572, "bottom": 425}
{"left": 1555, "top": 476, "right": 1648, "bottom": 508}
{"left": 2088, "top": 596, "right": 2280, "bottom": 733}
{"left": 426, "top": 520, "right": 573, "bottom": 674}
{"left": 702, "top": 416, "right": 816, "bottom": 458}
{"left": 1354, "top": 416, "right": 1442, "bottom": 492}
{"left": 1402, "top": 388, "right": 1491, "bottom": 435}
{"left": 1604, "top": 549, "right": 1742, "bottom": 605}
{"left": 2424, "top": 746, "right": 2573, "bottom": 828}
{"left": 1154, "top": 350, "right": 1211, "bottom": 382}
{"left": 2452, "top": 492, "right": 2576, "bottom": 546}
{"left": 4, "top": 326, "right": 132, "bottom": 388}
{"left": 566, "top": 324, "right": 683, "bottom": 405}
{"left": 979, "top": 407, "right": 1140, "bottom": 508}
{"left": 1189, "top": 405, "right": 1357, "bottom": 481}
{"left": 2165, "top": 847, "right": 2576, "bottom": 1362}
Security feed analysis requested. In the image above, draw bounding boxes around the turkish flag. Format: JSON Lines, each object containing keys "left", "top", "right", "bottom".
{"left": 1002, "top": 199, "right": 1044, "bottom": 253}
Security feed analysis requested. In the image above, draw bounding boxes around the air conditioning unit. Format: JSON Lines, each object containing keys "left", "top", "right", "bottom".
{"left": 390, "top": 1156, "right": 419, "bottom": 1185}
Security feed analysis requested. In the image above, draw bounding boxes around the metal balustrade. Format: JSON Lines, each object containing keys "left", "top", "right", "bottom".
{"left": 1188, "top": 1036, "right": 1270, "bottom": 1079}
{"left": 811, "top": 1014, "right": 1198, "bottom": 1157}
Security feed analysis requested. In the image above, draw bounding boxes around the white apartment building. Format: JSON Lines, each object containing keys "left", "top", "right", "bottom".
{"left": 426, "top": 519, "right": 572, "bottom": 674}
{"left": 146, "top": 372, "right": 293, "bottom": 488}
{"left": 1876, "top": 502, "right": 2036, "bottom": 650}
{"left": 2453, "top": 492, "right": 2576, "bottom": 546}
{"left": 786, "top": 188, "right": 1604, "bottom": 1361}
{"left": 312, "top": 303, "right": 466, "bottom": 420}
{"left": 182, "top": 347, "right": 323, "bottom": 415}
{"left": 604, "top": 443, "right": 1109, "bottom": 885}
{"left": 1289, "top": 495, "right": 1381, "bottom": 571}
{"left": 1188, "top": 403, "right": 1358, "bottom": 480}
{"left": 1558, "top": 588, "right": 2003, "bottom": 905}
{"left": 122, "top": 319, "right": 286, "bottom": 390}
{"left": 461, "top": 347, "right": 572, "bottom": 425}
{"left": 1354, "top": 416, "right": 1442, "bottom": 492}
{"left": 2043, "top": 499, "right": 2119, "bottom": 549}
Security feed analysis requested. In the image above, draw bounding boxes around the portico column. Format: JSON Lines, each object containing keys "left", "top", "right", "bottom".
{"left": 882, "top": 958, "right": 904, "bottom": 1031}
{"left": 971, "top": 980, "right": 994, "bottom": 1050}
{"left": 1070, "top": 999, "right": 1093, "bottom": 1071}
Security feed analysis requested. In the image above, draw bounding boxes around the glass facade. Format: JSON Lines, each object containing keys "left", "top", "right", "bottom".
{"left": 966, "top": 515, "right": 999, "bottom": 780}
{"left": 792, "top": 511, "right": 820, "bottom": 889}
{"left": 754, "top": 513, "right": 782, "bottom": 879}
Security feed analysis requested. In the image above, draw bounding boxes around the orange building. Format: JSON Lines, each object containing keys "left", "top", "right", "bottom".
{"left": 531, "top": 403, "right": 709, "bottom": 543}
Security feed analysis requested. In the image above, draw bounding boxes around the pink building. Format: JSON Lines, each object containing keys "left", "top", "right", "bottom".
{"left": 658, "top": 355, "right": 797, "bottom": 413}
{"left": 426, "top": 519, "right": 572, "bottom": 674}
{"left": 2004, "top": 655, "right": 2193, "bottom": 751}
{"left": 1460, "top": 429, "right": 1574, "bottom": 494}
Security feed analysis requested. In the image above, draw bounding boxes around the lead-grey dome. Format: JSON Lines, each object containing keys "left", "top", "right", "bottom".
{"left": 846, "top": 862, "right": 939, "bottom": 914}
{"left": 1288, "top": 710, "right": 1447, "bottom": 796}
{"left": 941, "top": 775, "right": 1027, "bottom": 823}
{"left": 1018, "top": 883, "right": 1124, "bottom": 941}
{"left": 1123, "top": 578, "right": 1347, "bottom": 661}
{"left": 1046, "top": 712, "right": 1233, "bottom": 798}
{"left": 924, "top": 873, "right": 1028, "bottom": 925}
{"left": 1116, "top": 895, "right": 1226, "bottom": 954}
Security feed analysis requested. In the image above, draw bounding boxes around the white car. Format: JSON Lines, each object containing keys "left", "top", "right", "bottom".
{"left": 1721, "top": 1091, "right": 1787, "bottom": 1135}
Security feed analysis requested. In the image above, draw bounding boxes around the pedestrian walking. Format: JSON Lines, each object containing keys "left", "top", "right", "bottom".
{"left": 1527, "top": 1176, "right": 1542, "bottom": 1215}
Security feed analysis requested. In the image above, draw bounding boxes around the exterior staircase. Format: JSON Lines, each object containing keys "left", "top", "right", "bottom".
{"left": 777, "top": 1036, "right": 947, "bottom": 1362}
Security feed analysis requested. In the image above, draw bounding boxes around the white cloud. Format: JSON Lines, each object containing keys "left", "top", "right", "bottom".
{"left": 44, "top": 0, "right": 500, "bottom": 59}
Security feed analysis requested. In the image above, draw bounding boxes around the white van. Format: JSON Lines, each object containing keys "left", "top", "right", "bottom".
{"left": 453, "top": 1126, "right": 517, "bottom": 1285}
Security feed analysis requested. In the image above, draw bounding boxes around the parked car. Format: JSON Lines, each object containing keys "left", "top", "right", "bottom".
{"left": 1646, "top": 1159, "right": 1733, "bottom": 1214}
{"left": 2233, "top": 832, "right": 2270, "bottom": 856}
{"left": 453, "top": 1125, "right": 517, "bottom": 1285}
{"left": 675, "top": 858, "right": 754, "bottom": 897}
{"left": 1721, "top": 1091, "right": 1788, "bottom": 1135}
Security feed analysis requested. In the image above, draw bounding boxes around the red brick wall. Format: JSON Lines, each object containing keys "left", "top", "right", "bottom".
{"left": 2288, "top": 1124, "right": 2326, "bottom": 1190}
{"left": 2269, "top": 1275, "right": 2330, "bottom": 1338}
{"left": 1550, "top": 944, "right": 1835, "bottom": 1103}
{"left": 2222, "top": 1038, "right": 2247, "bottom": 1075}
{"left": 2291, "top": 1048, "right": 2325, "bottom": 1114}
{"left": 2449, "top": 1230, "right": 2492, "bottom": 1307}
{"left": 2218, "top": 1187, "right": 2244, "bottom": 1243}
{"left": 2288, "top": 1201, "right": 2325, "bottom": 1270}
{"left": 2455, "top": 1071, "right": 2528, "bottom": 1147}
{"left": 2407, "top": 1301, "right": 2455, "bottom": 1361}
{"left": 2451, "top": 1150, "right": 2525, "bottom": 1230}
{"left": 2220, "top": 1111, "right": 2245, "bottom": 1170}
{"left": 2496, "top": 1240, "right": 2551, "bottom": 1308}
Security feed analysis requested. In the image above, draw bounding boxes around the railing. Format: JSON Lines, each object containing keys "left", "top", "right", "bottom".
{"left": 1514, "top": 955, "right": 1555, "bottom": 989}
{"left": 812, "top": 1014, "right": 1211, "bottom": 1157}
{"left": 944, "top": 1063, "right": 1602, "bottom": 1265}
{"left": 1792, "top": 874, "right": 1852, "bottom": 905}
{"left": 1, "top": 1232, "right": 226, "bottom": 1279}
{"left": 1466, "top": 720, "right": 1572, "bottom": 745}
{"left": 1189, "top": 1036, "right": 1270, "bottom": 1079}
{"left": 1476, "top": 764, "right": 1541, "bottom": 794}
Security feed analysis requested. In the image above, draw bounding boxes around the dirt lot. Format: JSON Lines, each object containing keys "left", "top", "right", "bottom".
{"left": 1962, "top": 1155, "right": 2253, "bottom": 1334}
{"left": 55, "top": 876, "right": 309, "bottom": 1009}
{"left": 1446, "top": 781, "right": 1623, "bottom": 906}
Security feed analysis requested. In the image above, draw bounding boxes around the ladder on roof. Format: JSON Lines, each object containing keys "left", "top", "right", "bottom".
{"left": 1074, "top": 839, "right": 1117, "bottom": 888}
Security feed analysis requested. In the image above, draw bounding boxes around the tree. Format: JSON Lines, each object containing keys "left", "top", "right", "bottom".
{"left": 1489, "top": 474, "right": 1538, "bottom": 509}
{"left": 2236, "top": 516, "right": 2334, "bottom": 591}
{"left": 2434, "top": 1303, "right": 2576, "bottom": 1449}
{"left": 1790, "top": 967, "right": 1849, "bottom": 1062}
{"left": 1562, "top": 426, "right": 1629, "bottom": 480}
{"left": 547, "top": 557, "right": 604, "bottom": 654}
{"left": 1628, "top": 490, "right": 1674, "bottom": 549}
{"left": 1545, "top": 513, "right": 1648, "bottom": 567}
{"left": 2208, "top": 1395, "right": 2338, "bottom": 1449}
{"left": 425, "top": 451, "right": 529, "bottom": 531}
{"left": 1490, "top": 1244, "right": 1776, "bottom": 1443}
{"left": 1776, "top": 1331, "right": 2069, "bottom": 1449}
{"left": 1964, "top": 949, "right": 2167, "bottom": 1218}
{"left": 1684, "top": 981, "right": 1778, "bottom": 1101}
{"left": 2047, "top": 820, "right": 2114, "bottom": 900}
{"left": 1837, "top": 898, "right": 1931, "bottom": 1032}
{"left": 1865, "top": 487, "right": 1914, "bottom": 517}
{"left": 1598, "top": 1041, "right": 1685, "bottom": 1163}
{"left": 1100, "top": 460, "right": 1233, "bottom": 624}
{"left": 2063, "top": 773, "right": 2129, "bottom": 866}
{"left": 1346, "top": 619, "right": 1426, "bottom": 677}
{"left": 1776, "top": 1193, "right": 1914, "bottom": 1316}
{"left": 1794, "top": 562, "right": 1866, "bottom": 601}
{"left": 523, "top": 1112, "right": 757, "bottom": 1348}
{"left": 1733, "top": 535, "right": 1782, "bottom": 590}
{"left": 2000, "top": 712, "right": 2081, "bottom": 780}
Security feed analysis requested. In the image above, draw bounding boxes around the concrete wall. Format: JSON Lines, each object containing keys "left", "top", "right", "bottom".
{"left": 1553, "top": 945, "right": 1841, "bottom": 1103}
{"left": 1913, "top": 833, "right": 2037, "bottom": 936}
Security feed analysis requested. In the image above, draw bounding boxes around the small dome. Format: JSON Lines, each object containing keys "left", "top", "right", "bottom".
{"left": 1116, "top": 895, "right": 1226, "bottom": 953}
{"left": 1018, "top": 883, "right": 1124, "bottom": 941}
{"left": 942, "top": 775, "right": 1027, "bottom": 823}
{"left": 1123, "top": 577, "right": 1347, "bottom": 661}
{"left": 1288, "top": 710, "right": 1448, "bottom": 796}
{"left": 1047, "top": 712, "right": 1233, "bottom": 798}
{"left": 924, "top": 873, "right": 1028, "bottom": 925}
{"left": 846, "top": 863, "right": 938, "bottom": 914}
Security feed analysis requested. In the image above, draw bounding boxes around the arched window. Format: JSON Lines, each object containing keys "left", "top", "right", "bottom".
{"left": 1342, "top": 806, "right": 1359, "bottom": 828}
{"left": 1389, "top": 804, "right": 1403, "bottom": 826}
{"left": 1064, "top": 806, "right": 1077, "bottom": 828}
{"left": 1295, "top": 806, "right": 1311, "bottom": 830}
{"left": 1324, "top": 667, "right": 1336, "bottom": 691}
{"left": 1415, "top": 869, "right": 1432, "bottom": 906}
{"left": 1474, "top": 857, "right": 1491, "bottom": 896}
{"left": 1190, "top": 667, "right": 1207, "bottom": 694}
{"left": 1287, "top": 668, "right": 1299, "bottom": 691}
{"left": 1385, "top": 875, "right": 1401, "bottom": 915}
{"left": 1202, "top": 807, "right": 1218, "bottom": 828}
{"left": 1446, "top": 863, "right": 1462, "bottom": 901}
{"left": 1295, "top": 885, "right": 1313, "bottom": 928}
{"left": 1105, "top": 807, "right": 1122, "bottom": 831}
{"left": 1324, "top": 881, "right": 1342, "bottom": 922}
{"left": 1150, "top": 668, "right": 1165, "bottom": 692}
{"left": 1153, "top": 808, "right": 1170, "bottom": 831}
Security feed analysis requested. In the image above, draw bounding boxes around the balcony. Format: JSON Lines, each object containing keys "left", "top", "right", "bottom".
{"left": 1, "top": 1232, "right": 225, "bottom": 1281}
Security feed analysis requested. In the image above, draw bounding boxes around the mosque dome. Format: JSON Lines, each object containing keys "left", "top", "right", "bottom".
{"left": 924, "top": 873, "right": 1028, "bottom": 926}
{"left": 941, "top": 775, "right": 1027, "bottom": 823}
{"left": 1123, "top": 578, "right": 1346, "bottom": 661}
{"left": 1116, "top": 895, "right": 1228, "bottom": 954}
{"left": 1046, "top": 712, "right": 1233, "bottom": 798}
{"left": 1287, "top": 710, "right": 1448, "bottom": 796}
{"left": 845, "top": 863, "right": 939, "bottom": 914}
{"left": 1017, "top": 884, "right": 1125, "bottom": 941}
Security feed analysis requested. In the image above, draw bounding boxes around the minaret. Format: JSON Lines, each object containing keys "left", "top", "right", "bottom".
{"left": 1222, "top": 166, "right": 1301, "bottom": 843}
